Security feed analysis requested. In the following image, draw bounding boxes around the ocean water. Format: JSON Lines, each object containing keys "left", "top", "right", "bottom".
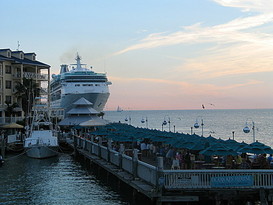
{"left": 104, "top": 109, "right": 273, "bottom": 147}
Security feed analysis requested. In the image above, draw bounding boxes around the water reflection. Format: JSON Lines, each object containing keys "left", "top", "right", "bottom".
{"left": 0, "top": 154, "right": 127, "bottom": 205}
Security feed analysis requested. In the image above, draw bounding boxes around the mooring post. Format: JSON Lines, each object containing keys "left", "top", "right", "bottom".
{"left": 132, "top": 149, "right": 139, "bottom": 179}
{"left": 268, "top": 190, "right": 273, "bottom": 204}
{"left": 260, "top": 188, "right": 269, "bottom": 205}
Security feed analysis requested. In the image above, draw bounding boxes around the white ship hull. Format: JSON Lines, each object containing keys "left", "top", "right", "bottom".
{"left": 26, "top": 146, "right": 58, "bottom": 159}
{"left": 61, "top": 92, "right": 109, "bottom": 113}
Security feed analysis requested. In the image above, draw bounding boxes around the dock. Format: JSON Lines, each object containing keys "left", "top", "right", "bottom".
{"left": 71, "top": 135, "right": 273, "bottom": 205}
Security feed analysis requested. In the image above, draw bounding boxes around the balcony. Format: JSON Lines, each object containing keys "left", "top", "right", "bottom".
{"left": 23, "top": 72, "right": 48, "bottom": 80}
{"left": 12, "top": 73, "right": 22, "bottom": 78}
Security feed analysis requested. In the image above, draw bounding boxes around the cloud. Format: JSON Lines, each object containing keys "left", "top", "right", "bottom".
{"left": 112, "top": 1, "right": 273, "bottom": 80}
{"left": 213, "top": 0, "right": 273, "bottom": 13}
{"left": 177, "top": 42, "right": 273, "bottom": 79}
{"left": 114, "top": 12, "right": 273, "bottom": 55}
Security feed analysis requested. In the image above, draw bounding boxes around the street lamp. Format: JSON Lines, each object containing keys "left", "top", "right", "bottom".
{"left": 141, "top": 117, "right": 148, "bottom": 128}
{"left": 243, "top": 119, "right": 255, "bottom": 142}
{"left": 162, "top": 116, "right": 171, "bottom": 131}
{"left": 125, "top": 116, "right": 131, "bottom": 125}
{"left": 193, "top": 117, "right": 204, "bottom": 136}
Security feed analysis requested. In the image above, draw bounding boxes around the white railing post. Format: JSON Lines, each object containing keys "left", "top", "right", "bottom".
{"left": 119, "top": 144, "right": 124, "bottom": 169}
{"left": 132, "top": 149, "right": 139, "bottom": 179}
{"left": 98, "top": 137, "right": 102, "bottom": 158}
{"left": 156, "top": 157, "right": 164, "bottom": 192}
{"left": 107, "top": 139, "right": 111, "bottom": 162}
{"left": 84, "top": 138, "right": 87, "bottom": 150}
{"left": 73, "top": 135, "right": 78, "bottom": 158}
{"left": 90, "top": 135, "right": 94, "bottom": 154}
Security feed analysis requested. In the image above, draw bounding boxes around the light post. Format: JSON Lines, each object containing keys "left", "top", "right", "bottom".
{"left": 162, "top": 116, "right": 171, "bottom": 132}
{"left": 125, "top": 116, "right": 131, "bottom": 125}
{"left": 193, "top": 117, "right": 204, "bottom": 136}
{"left": 141, "top": 117, "right": 148, "bottom": 128}
{"left": 232, "top": 131, "right": 235, "bottom": 140}
{"left": 243, "top": 119, "right": 255, "bottom": 142}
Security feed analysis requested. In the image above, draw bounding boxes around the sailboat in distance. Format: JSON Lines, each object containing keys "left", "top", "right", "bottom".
{"left": 117, "top": 106, "right": 123, "bottom": 112}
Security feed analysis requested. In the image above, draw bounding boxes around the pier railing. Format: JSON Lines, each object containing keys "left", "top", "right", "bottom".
{"left": 76, "top": 137, "right": 157, "bottom": 186}
{"left": 75, "top": 136, "right": 273, "bottom": 190}
{"left": 163, "top": 169, "right": 273, "bottom": 190}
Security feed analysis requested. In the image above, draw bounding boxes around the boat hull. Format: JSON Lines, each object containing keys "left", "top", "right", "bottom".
{"left": 60, "top": 92, "right": 110, "bottom": 114}
{"left": 26, "top": 146, "right": 59, "bottom": 159}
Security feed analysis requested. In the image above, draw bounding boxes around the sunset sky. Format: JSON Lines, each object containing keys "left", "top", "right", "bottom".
{"left": 1, "top": 0, "right": 273, "bottom": 110}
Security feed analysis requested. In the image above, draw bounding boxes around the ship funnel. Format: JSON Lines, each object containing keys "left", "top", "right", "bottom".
{"left": 60, "top": 64, "right": 69, "bottom": 74}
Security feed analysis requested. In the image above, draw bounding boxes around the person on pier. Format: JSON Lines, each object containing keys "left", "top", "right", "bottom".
{"left": 267, "top": 154, "right": 273, "bottom": 164}
{"left": 184, "top": 151, "right": 191, "bottom": 169}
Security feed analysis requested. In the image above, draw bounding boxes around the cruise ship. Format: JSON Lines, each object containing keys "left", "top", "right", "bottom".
{"left": 50, "top": 54, "right": 111, "bottom": 117}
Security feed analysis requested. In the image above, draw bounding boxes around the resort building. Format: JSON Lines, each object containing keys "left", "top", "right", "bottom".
{"left": 0, "top": 48, "right": 50, "bottom": 125}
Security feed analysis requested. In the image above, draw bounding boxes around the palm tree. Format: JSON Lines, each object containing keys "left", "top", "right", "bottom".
{"left": 14, "top": 77, "right": 40, "bottom": 118}
{"left": 5, "top": 102, "right": 19, "bottom": 117}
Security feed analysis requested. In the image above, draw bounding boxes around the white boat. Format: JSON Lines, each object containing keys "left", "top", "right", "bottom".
{"left": 24, "top": 97, "right": 59, "bottom": 159}
{"left": 50, "top": 53, "right": 111, "bottom": 117}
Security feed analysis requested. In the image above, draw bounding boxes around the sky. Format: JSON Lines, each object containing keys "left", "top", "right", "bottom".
{"left": 1, "top": 0, "right": 273, "bottom": 111}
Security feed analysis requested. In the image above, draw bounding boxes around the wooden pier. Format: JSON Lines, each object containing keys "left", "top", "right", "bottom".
{"left": 72, "top": 136, "right": 273, "bottom": 205}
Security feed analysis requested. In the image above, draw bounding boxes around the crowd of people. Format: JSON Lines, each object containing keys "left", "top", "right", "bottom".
{"left": 73, "top": 127, "right": 273, "bottom": 170}
{"left": 111, "top": 139, "right": 273, "bottom": 170}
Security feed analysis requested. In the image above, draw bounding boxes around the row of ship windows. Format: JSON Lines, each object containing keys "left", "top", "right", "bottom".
{"left": 63, "top": 84, "right": 105, "bottom": 87}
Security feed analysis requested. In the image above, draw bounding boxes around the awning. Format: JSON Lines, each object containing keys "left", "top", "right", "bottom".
{"left": 1, "top": 123, "right": 24, "bottom": 129}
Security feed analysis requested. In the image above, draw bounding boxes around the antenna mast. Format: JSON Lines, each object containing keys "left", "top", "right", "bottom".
{"left": 17, "top": 41, "right": 20, "bottom": 51}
